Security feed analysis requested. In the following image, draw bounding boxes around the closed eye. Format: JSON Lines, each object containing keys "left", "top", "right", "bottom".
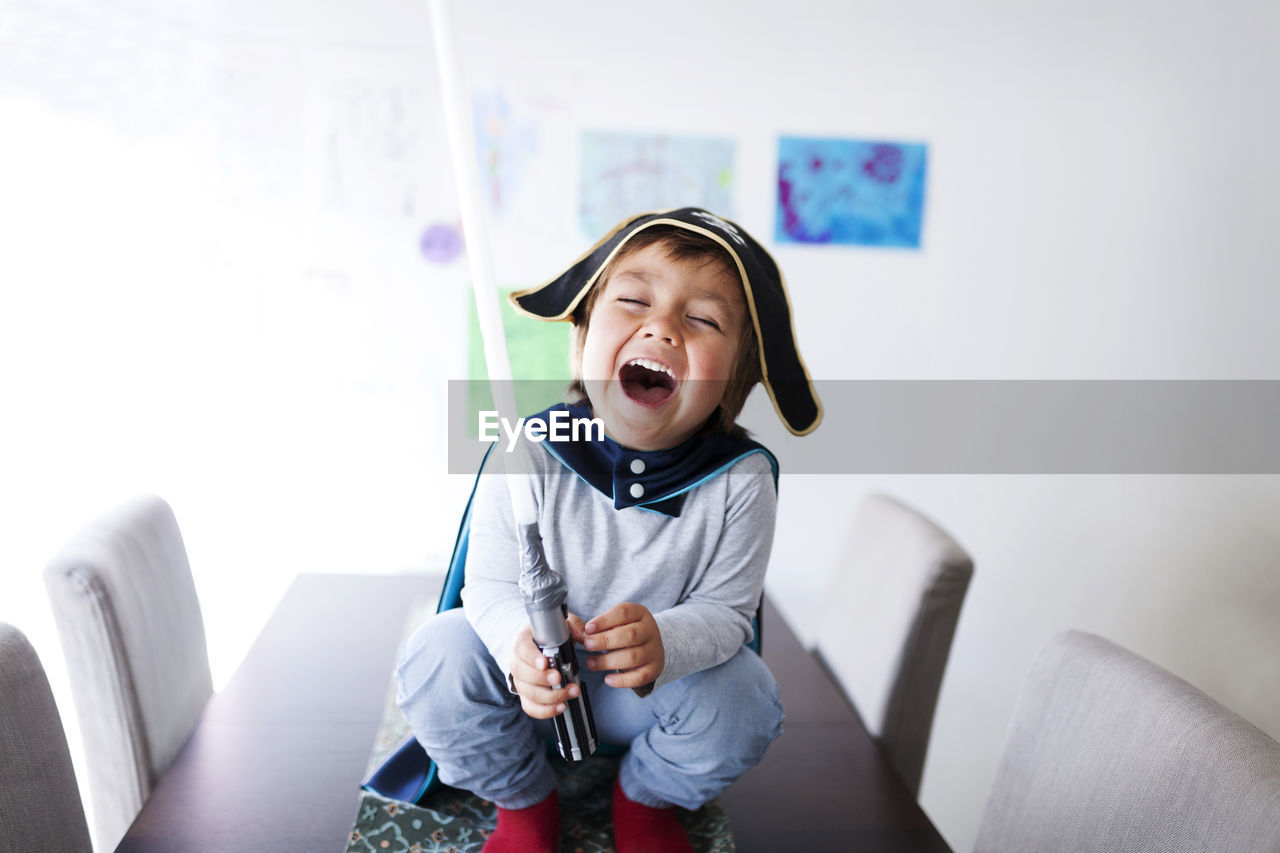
{"left": 617, "top": 297, "right": 648, "bottom": 307}
{"left": 690, "top": 315, "right": 722, "bottom": 331}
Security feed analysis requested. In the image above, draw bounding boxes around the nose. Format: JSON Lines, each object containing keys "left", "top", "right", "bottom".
{"left": 641, "top": 311, "right": 681, "bottom": 346}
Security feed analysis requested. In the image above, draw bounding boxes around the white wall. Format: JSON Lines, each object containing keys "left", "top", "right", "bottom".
{"left": 3, "top": 2, "right": 1278, "bottom": 851}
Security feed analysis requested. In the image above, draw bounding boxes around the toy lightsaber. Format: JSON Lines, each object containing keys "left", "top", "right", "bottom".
{"left": 518, "top": 521, "right": 598, "bottom": 762}
{"left": 427, "top": 0, "right": 597, "bottom": 764}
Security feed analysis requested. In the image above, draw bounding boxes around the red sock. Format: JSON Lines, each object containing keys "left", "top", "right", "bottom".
{"left": 482, "top": 789, "right": 559, "bottom": 853}
{"left": 611, "top": 778, "right": 693, "bottom": 853}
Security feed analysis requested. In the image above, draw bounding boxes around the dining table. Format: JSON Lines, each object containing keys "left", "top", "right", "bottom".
{"left": 113, "top": 572, "right": 952, "bottom": 852}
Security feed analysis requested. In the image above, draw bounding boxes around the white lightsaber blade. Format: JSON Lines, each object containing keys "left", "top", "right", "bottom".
{"left": 427, "top": 0, "right": 535, "bottom": 525}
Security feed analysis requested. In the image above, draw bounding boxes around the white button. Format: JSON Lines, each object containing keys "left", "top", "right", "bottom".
{"left": 630, "top": 458, "right": 646, "bottom": 474}
{"left": 629, "top": 482, "right": 645, "bottom": 498}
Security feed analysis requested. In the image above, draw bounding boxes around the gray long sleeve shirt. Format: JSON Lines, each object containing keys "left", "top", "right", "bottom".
{"left": 461, "top": 441, "right": 778, "bottom": 690}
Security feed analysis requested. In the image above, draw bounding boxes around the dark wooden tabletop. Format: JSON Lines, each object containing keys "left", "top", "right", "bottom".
{"left": 114, "top": 573, "right": 950, "bottom": 852}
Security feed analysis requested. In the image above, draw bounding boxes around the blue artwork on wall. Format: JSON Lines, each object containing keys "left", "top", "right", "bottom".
{"left": 776, "top": 136, "right": 927, "bottom": 248}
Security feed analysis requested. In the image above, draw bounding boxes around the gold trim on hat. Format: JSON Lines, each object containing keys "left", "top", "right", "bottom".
{"left": 508, "top": 208, "right": 678, "bottom": 323}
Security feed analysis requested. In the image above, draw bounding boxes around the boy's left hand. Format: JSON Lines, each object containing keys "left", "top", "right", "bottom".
{"left": 575, "top": 602, "right": 664, "bottom": 689}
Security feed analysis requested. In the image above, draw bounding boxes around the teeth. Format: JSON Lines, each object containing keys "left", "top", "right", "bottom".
{"left": 626, "top": 358, "right": 676, "bottom": 380}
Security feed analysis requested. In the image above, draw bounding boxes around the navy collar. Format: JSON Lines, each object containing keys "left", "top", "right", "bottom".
{"left": 534, "top": 403, "right": 776, "bottom": 517}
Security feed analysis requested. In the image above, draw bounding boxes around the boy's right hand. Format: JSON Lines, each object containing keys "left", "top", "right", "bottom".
{"left": 509, "top": 614, "right": 586, "bottom": 719}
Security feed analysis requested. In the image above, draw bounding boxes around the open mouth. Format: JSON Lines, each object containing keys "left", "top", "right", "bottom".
{"left": 619, "top": 358, "right": 678, "bottom": 405}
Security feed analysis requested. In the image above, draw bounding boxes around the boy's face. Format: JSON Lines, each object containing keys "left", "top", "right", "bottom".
{"left": 580, "top": 242, "right": 747, "bottom": 451}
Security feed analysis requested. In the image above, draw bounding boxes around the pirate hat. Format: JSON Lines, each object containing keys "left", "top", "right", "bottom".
{"left": 509, "top": 207, "right": 822, "bottom": 436}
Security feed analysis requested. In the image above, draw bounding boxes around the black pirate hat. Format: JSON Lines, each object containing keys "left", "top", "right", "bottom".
{"left": 509, "top": 207, "right": 822, "bottom": 436}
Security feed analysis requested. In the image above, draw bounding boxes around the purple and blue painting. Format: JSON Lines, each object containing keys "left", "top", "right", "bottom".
{"left": 776, "top": 136, "right": 927, "bottom": 248}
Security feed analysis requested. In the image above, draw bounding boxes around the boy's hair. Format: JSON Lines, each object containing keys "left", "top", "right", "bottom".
{"left": 566, "top": 225, "right": 762, "bottom": 437}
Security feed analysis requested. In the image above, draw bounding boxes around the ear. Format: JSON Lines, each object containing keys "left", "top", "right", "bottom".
{"left": 569, "top": 322, "right": 587, "bottom": 379}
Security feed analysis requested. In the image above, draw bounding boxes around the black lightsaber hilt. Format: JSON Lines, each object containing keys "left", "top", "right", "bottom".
{"left": 528, "top": 602, "right": 598, "bottom": 763}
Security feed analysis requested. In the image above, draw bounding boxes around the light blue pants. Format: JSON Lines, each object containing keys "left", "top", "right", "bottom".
{"left": 395, "top": 608, "right": 784, "bottom": 810}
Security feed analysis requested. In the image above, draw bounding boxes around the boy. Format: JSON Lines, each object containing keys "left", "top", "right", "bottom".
{"left": 396, "top": 208, "right": 821, "bottom": 853}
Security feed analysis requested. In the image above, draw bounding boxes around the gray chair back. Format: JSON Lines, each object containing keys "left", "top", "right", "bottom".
{"left": 0, "top": 622, "right": 93, "bottom": 853}
{"left": 44, "top": 494, "right": 213, "bottom": 852}
{"left": 976, "top": 630, "right": 1280, "bottom": 852}
{"left": 814, "top": 493, "right": 973, "bottom": 796}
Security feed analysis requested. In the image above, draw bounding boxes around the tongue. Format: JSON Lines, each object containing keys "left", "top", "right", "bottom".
{"left": 621, "top": 364, "right": 676, "bottom": 404}
{"left": 625, "top": 381, "right": 674, "bottom": 404}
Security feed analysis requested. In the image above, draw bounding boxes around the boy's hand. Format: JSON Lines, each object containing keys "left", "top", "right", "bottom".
{"left": 509, "top": 616, "right": 584, "bottom": 719}
{"left": 578, "top": 603, "right": 665, "bottom": 689}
